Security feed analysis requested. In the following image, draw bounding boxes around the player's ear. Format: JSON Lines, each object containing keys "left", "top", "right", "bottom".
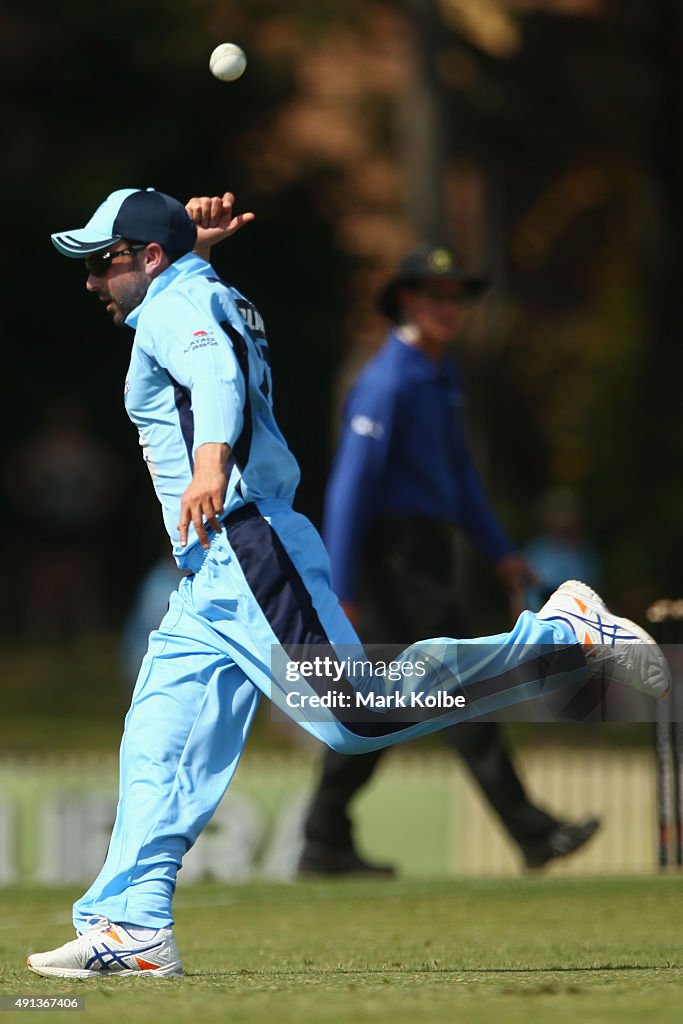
{"left": 143, "top": 242, "right": 168, "bottom": 277}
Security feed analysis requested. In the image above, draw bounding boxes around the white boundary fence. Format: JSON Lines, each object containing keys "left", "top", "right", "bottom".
{"left": 0, "top": 747, "right": 662, "bottom": 884}
{"left": 459, "top": 748, "right": 656, "bottom": 876}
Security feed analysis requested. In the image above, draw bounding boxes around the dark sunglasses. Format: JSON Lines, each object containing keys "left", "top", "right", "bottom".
{"left": 85, "top": 244, "right": 146, "bottom": 277}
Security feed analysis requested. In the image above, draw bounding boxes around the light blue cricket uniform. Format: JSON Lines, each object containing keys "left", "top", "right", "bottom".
{"left": 73, "top": 254, "right": 583, "bottom": 930}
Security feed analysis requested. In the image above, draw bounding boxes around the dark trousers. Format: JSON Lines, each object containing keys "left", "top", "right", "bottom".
{"left": 303, "top": 516, "right": 557, "bottom": 856}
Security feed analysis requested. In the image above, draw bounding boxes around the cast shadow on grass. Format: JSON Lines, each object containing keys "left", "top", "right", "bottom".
{"left": 184, "top": 962, "right": 679, "bottom": 979}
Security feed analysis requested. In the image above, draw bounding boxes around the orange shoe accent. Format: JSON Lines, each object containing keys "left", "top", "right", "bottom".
{"left": 575, "top": 599, "right": 588, "bottom": 614}
{"left": 583, "top": 631, "right": 593, "bottom": 646}
{"left": 134, "top": 957, "right": 160, "bottom": 971}
{"left": 102, "top": 926, "right": 123, "bottom": 944}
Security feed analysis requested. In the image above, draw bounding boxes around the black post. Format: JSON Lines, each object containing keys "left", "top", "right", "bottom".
{"left": 401, "top": 0, "right": 448, "bottom": 242}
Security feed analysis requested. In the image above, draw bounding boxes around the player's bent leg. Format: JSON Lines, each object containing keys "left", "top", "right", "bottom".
{"left": 319, "top": 578, "right": 670, "bottom": 752}
{"left": 231, "top": 508, "right": 663, "bottom": 743}
{"left": 189, "top": 503, "right": 591, "bottom": 755}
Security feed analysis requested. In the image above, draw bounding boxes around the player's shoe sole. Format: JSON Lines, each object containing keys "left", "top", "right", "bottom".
{"left": 26, "top": 962, "right": 183, "bottom": 979}
{"left": 538, "top": 580, "right": 671, "bottom": 699}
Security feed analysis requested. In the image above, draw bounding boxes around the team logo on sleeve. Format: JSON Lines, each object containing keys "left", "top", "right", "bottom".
{"left": 350, "top": 414, "right": 384, "bottom": 440}
{"left": 183, "top": 329, "right": 219, "bottom": 354}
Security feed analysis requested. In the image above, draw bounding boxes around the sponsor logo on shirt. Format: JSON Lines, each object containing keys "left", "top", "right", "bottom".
{"left": 350, "top": 414, "right": 384, "bottom": 440}
{"left": 183, "top": 329, "right": 219, "bottom": 354}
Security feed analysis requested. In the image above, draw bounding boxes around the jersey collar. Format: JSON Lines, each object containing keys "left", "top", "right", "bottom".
{"left": 125, "top": 253, "right": 208, "bottom": 329}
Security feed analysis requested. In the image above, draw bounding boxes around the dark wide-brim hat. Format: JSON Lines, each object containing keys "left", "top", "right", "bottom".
{"left": 377, "top": 243, "right": 489, "bottom": 321}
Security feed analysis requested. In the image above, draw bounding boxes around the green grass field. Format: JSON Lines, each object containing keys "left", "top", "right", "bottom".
{"left": 0, "top": 878, "right": 681, "bottom": 1023}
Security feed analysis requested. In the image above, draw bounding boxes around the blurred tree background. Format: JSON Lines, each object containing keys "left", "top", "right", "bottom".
{"left": 0, "top": 0, "right": 682, "bottom": 745}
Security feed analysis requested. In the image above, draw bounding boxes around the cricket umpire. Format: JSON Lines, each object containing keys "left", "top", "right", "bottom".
{"left": 299, "top": 244, "right": 600, "bottom": 876}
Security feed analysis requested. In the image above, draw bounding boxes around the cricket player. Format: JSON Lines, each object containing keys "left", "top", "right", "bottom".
{"left": 27, "top": 188, "right": 670, "bottom": 978}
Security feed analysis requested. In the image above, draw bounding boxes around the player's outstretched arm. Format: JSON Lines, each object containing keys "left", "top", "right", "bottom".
{"left": 186, "top": 192, "right": 255, "bottom": 262}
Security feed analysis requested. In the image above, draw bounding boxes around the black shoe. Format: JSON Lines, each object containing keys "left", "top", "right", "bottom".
{"left": 297, "top": 842, "right": 396, "bottom": 878}
{"left": 522, "top": 818, "right": 601, "bottom": 870}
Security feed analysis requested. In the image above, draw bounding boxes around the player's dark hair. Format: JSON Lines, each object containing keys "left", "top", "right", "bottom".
{"left": 163, "top": 250, "right": 188, "bottom": 265}
{"left": 124, "top": 239, "right": 188, "bottom": 266}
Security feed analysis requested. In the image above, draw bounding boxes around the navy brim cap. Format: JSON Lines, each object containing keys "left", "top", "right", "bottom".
{"left": 377, "top": 243, "right": 489, "bottom": 321}
{"left": 51, "top": 188, "right": 196, "bottom": 258}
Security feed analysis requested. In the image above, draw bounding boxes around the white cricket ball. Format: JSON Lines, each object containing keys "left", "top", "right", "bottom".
{"left": 209, "top": 43, "right": 247, "bottom": 82}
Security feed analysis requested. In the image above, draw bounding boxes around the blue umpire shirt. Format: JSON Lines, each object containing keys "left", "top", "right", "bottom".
{"left": 124, "top": 253, "right": 300, "bottom": 567}
{"left": 323, "top": 330, "right": 514, "bottom": 603}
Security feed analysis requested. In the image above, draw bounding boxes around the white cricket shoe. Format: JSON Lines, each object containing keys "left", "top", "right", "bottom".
{"left": 538, "top": 580, "right": 671, "bottom": 699}
{"left": 27, "top": 917, "right": 183, "bottom": 979}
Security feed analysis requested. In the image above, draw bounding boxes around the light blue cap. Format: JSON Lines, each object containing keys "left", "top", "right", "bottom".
{"left": 51, "top": 189, "right": 145, "bottom": 257}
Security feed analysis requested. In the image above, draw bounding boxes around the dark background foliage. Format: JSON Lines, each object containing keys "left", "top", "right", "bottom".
{"left": 1, "top": 0, "right": 682, "bottom": 639}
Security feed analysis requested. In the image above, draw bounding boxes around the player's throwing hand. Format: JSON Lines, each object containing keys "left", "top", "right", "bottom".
{"left": 187, "top": 192, "right": 255, "bottom": 260}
